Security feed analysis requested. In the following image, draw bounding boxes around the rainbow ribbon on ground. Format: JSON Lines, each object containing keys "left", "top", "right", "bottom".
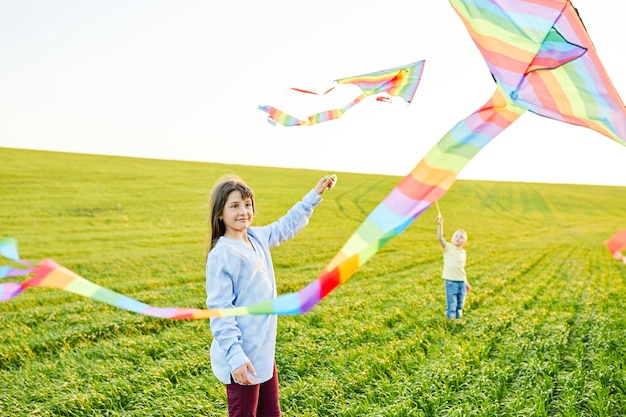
{"left": 258, "top": 60, "right": 425, "bottom": 126}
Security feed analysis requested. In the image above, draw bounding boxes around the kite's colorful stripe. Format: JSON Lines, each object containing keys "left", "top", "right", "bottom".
{"left": 258, "top": 60, "right": 425, "bottom": 127}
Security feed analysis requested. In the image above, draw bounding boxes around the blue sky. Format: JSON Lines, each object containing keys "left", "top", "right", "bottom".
{"left": 1, "top": 0, "right": 625, "bottom": 185}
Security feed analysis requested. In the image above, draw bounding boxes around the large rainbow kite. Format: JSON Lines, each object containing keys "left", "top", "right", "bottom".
{"left": 258, "top": 60, "right": 425, "bottom": 126}
{"left": 2, "top": 0, "right": 626, "bottom": 319}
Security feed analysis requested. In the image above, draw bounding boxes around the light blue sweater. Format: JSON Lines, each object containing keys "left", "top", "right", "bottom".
{"left": 206, "top": 189, "right": 322, "bottom": 384}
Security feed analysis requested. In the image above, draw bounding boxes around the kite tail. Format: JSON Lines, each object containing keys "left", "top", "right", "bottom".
{"left": 258, "top": 105, "right": 304, "bottom": 127}
{"left": 259, "top": 94, "right": 368, "bottom": 127}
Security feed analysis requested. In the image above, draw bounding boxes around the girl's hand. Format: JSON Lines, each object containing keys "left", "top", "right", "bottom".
{"left": 232, "top": 362, "right": 256, "bottom": 385}
{"left": 315, "top": 174, "right": 337, "bottom": 195}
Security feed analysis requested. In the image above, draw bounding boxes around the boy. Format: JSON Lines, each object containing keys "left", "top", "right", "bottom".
{"left": 436, "top": 215, "right": 471, "bottom": 319}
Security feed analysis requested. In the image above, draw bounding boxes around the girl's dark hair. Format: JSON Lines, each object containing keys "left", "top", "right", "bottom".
{"left": 207, "top": 175, "right": 255, "bottom": 252}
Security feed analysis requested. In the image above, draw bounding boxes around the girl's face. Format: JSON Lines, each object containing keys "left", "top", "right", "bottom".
{"left": 220, "top": 190, "right": 254, "bottom": 236}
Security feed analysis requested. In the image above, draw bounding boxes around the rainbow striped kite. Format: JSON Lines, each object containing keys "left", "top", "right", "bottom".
{"left": 258, "top": 60, "right": 425, "bottom": 126}
{"left": 3, "top": 0, "right": 626, "bottom": 319}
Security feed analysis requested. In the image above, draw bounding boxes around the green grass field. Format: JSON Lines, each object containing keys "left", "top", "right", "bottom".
{"left": 1, "top": 147, "right": 625, "bottom": 416}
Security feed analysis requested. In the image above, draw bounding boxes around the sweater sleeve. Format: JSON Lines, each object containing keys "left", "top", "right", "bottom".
{"left": 205, "top": 247, "right": 250, "bottom": 372}
{"left": 261, "top": 189, "right": 322, "bottom": 248}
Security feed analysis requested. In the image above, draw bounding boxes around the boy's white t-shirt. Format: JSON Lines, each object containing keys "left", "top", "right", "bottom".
{"left": 441, "top": 242, "right": 466, "bottom": 281}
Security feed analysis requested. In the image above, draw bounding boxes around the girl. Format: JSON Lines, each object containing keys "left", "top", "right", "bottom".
{"left": 206, "top": 173, "right": 336, "bottom": 417}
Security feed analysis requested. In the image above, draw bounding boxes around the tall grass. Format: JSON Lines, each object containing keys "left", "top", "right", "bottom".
{"left": 1, "top": 147, "right": 625, "bottom": 416}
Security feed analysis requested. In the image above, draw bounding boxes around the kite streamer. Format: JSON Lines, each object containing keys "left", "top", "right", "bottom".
{"left": 606, "top": 230, "right": 626, "bottom": 263}
{"left": 0, "top": 238, "right": 317, "bottom": 319}
{"left": 258, "top": 60, "right": 425, "bottom": 126}
{"left": 3, "top": 0, "right": 626, "bottom": 320}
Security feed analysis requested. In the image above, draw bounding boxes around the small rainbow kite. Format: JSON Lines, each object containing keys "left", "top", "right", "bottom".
{"left": 258, "top": 60, "right": 425, "bottom": 126}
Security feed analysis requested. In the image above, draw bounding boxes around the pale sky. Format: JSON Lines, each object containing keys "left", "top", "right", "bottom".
{"left": 1, "top": 0, "right": 625, "bottom": 186}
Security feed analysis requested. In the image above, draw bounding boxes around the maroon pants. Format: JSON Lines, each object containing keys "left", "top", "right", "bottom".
{"left": 226, "top": 362, "right": 281, "bottom": 417}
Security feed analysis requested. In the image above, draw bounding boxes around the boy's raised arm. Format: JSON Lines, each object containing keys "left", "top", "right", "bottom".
{"left": 436, "top": 216, "right": 446, "bottom": 249}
